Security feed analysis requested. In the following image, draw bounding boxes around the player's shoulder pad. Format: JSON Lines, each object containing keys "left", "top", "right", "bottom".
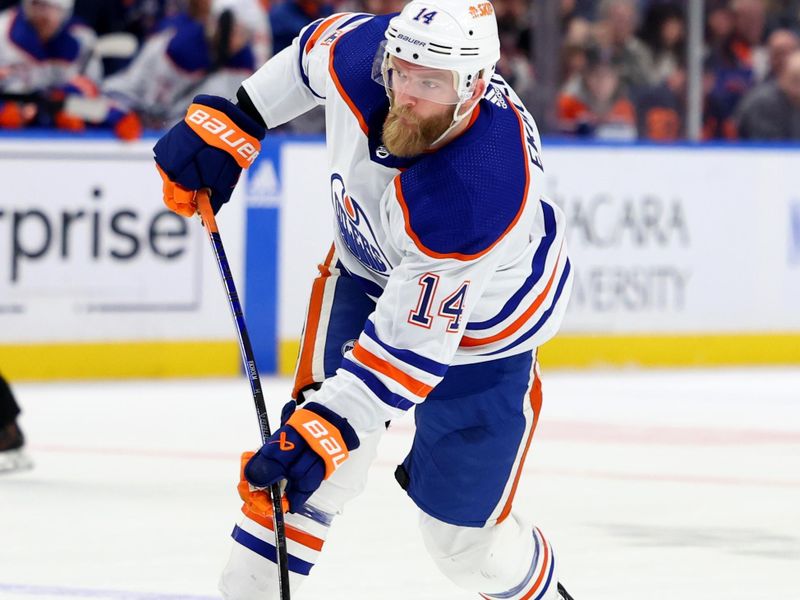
{"left": 396, "top": 101, "right": 532, "bottom": 261}
{"left": 10, "top": 10, "right": 80, "bottom": 61}
{"left": 166, "top": 21, "right": 210, "bottom": 73}
{"left": 327, "top": 13, "right": 393, "bottom": 133}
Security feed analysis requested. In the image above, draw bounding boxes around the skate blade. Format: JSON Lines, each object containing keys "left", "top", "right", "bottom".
{"left": 0, "top": 450, "right": 34, "bottom": 474}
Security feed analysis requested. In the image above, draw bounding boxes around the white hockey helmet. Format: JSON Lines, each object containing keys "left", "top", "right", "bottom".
{"left": 373, "top": 0, "right": 501, "bottom": 105}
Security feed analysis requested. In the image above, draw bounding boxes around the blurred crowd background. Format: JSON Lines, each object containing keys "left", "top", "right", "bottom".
{"left": 0, "top": 0, "right": 799, "bottom": 141}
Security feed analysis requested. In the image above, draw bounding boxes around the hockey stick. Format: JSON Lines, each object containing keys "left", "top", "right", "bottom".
{"left": 196, "top": 190, "right": 292, "bottom": 600}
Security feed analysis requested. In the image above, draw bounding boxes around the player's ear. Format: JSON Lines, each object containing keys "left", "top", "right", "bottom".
{"left": 470, "top": 78, "right": 487, "bottom": 103}
{"left": 459, "top": 78, "right": 487, "bottom": 117}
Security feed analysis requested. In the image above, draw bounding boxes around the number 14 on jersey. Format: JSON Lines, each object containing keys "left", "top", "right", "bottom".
{"left": 408, "top": 273, "right": 470, "bottom": 333}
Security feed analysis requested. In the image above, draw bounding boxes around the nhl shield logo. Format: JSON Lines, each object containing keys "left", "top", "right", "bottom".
{"left": 331, "top": 174, "right": 392, "bottom": 275}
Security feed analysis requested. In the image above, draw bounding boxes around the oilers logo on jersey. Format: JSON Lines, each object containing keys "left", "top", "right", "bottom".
{"left": 331, "top": 174, "right": 392, "bottom": 275}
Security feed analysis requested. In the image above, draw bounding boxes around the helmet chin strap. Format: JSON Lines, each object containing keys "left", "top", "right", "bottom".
{"left": 429, "top": 69, "right": 480, "bottom": 147}
{"left": 430, "top": 98, "right": 475, "bottom": 147}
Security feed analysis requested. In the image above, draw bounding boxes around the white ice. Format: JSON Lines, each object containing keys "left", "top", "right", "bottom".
{"left": 1, "top": 368, "right": 799, "bottom": 600}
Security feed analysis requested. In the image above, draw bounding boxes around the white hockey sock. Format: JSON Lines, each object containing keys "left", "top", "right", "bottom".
{"left": 481, "top": 527, "right": 557, "bottom": 600}
{"left": 219, "top": 504, "right": 333, "bottom": 600}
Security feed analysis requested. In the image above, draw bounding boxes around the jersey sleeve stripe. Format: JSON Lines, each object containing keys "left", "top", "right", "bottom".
{"left": 460, "top": 244, "right": 565, "bottom": 347}
{"left": 297, "top": 17, "right": 327, "bottom": 98}
{"left": 351, "top": 342, "right": 434, "bottom": 397}
{"left": 466, "top": 200, "right": 558, "bottom": 332}
{"left": 336, "top": 13, "right": 372, "bottom": 29}
{"left": 363, "top": 319, "right": 449, "bottom": 377}
{"left": 483, "top": 260, "right": 572, "bottom": 357}
{"left": 341, "top": 358, "right": 416, "bottom": 410}
{"left": 298, "top": 13, "right": 357, "bottom": 100}
{"left": 303, "top": 13, "right": 351, "bottom": 55}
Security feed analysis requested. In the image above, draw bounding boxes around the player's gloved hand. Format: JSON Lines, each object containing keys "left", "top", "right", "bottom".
{"left": 153, "top": 94, "right": 265, "bottom": 217}
{"left": 238, "top": 450, "right": 290, "bottom": 517}
{"left": 243, "top": 402, "right": 360, "bottom": 511}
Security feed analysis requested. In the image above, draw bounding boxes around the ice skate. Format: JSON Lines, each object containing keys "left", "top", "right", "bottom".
{"left": 0, "top": 421, "right": 33, "bottom": 474}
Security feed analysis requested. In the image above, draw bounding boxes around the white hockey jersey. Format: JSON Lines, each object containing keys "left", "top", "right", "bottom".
{"left": 242, "top": 13, "right": 572, "bottom": 432}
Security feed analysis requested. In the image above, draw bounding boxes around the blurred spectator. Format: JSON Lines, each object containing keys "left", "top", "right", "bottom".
{"left": 557, "top": 46, "right": 637, "bottom": 139}
{"left": 703, "top": 0, "right": 767, "bottom": 138}
{"left": 736, "top": 48, "right": 800, "bottom": 138}
{"left": 561, "top": 0, "right": 598, "bottom": 22}
{"left": 494, "top": 0, "right": 535, "bottom": 103}
{"left": 729, "top": 0, "right": 769, "bottom": 79}
{"left": 767, "top": 0, "right": 800, "bottom": 30}
{"left": 636, "top": 60, "right": 686, "bottom": 140}
{"left": 0, "top": 0, "right": 101, "bottom": 131}
{"left": 593, "top": 0, "right": 655, "bottom": 91}
{"left": 103, "top": 0, "right": 264, "bottom": 129}
{"left": 70, "top": 1, "right": 173, "bottom": 76}
{"left": 361, "top": 0, "right": 405, "bottom": 14}
{"left": 638, "top": 3, "right": 686, "bottom": 84}
{"left": 706, "top": 2, "right": 736, "bottom": 53}
{"left": 270, "top": 0, "right": 332, "bottom": 55}
{"left": 764, "top": 27, "right": 800, "bottom": 78}
{"left": 73, "top": 0, "right": 167, "bottom": 38}
{"left": 561, "top": 42, "right": 589, "bottom": 89}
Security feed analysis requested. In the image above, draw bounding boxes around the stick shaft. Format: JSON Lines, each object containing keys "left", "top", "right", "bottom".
{"left": 197, "top": 191, "right": 291, "bottom": 599}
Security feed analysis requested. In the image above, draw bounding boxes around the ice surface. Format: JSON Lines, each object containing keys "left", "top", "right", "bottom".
{"left": 2, "top": 368, "right": 799, "bottom": 599}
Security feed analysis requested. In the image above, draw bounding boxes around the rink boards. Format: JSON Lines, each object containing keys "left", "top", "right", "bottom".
{"left": 1, "top": 134, "right": 799, "bottom": 379}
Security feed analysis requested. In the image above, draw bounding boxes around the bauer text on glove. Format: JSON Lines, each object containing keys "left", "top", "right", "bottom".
{"left": 243, "top": 402, "right": 360, "bottom": 511}
{"left": 152, "top": 94, "right": 265, "bottom": 216}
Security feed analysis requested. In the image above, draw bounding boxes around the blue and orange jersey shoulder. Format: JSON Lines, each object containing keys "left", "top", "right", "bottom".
{"left": 394, "top": 99, "right": 533, "bottom": 261}
{"left": 312, "top": 13, "right": 393, "bottom": 134}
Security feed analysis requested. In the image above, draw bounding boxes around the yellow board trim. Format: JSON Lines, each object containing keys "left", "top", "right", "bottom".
{"left": 278, "top": 333, "right": 800, "bottom": 375}
{"left": 280, "top": 339, "right": 301, "bottom": 378}
{"left": 0, "top": 341, "right": 241, "bottom": 381}
{"left": 538, "top": 333, "right": 800, "bottom": 368}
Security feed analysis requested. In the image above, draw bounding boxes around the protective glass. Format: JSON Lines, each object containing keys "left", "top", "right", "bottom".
{"left": 372, "top": 45, "right": 462, "bottom": 105}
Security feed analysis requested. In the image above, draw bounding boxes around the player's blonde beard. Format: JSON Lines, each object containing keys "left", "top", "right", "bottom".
{"left": 382, "top": 104, "right": 454, "bottom": 158}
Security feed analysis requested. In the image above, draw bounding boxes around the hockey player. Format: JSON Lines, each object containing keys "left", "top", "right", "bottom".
{"left": 103, "top": 0, "right": 268, "bottom": 129}
{"left": 153, "top": 1, "right": 575, "bottom": 598}
{"left": 0, "top": 0, "right": 100, "bottom": 129}
{"left": 0, "top": 374, "right": 32, "bottom": 474}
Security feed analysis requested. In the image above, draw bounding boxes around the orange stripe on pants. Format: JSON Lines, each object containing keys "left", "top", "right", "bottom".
{"left": 496, "top": 364, "right": 543, "bottom": 524}
{"left": 292, "top": 245, "right": 336, "bottom": 399}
